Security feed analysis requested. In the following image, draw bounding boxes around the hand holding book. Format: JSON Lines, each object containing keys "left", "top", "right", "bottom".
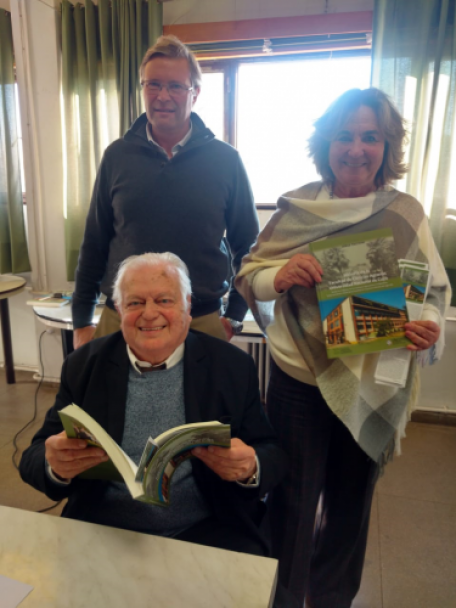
{"left": 56, "top": 404, "right": 231, "bottom": 506}
{"left": 404, "top": 320, "right": 441, "bottom": 351}
{"left": 192, "top": 438, "right": 257, "bottom": 482}
{"left": 45, "top": 430, "right": 109, "bottom": 481}
{"left": 274, "top": 254, "right": 323, "bottom": 293}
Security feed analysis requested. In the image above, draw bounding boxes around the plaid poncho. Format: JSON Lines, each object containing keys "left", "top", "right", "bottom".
{"left": 236, "top": 182, "right": 451, "bottom": 463}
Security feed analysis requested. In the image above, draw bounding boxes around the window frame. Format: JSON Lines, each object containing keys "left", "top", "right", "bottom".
{"left": 201, "top": 48, "right": 372, "bottom": 209}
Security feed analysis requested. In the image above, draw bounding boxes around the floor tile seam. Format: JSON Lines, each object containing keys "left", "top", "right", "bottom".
{"left": 0, "top": 436, "right": 15, "bottom": 451}
{"left": 0, "top": 440, "right": 27, "bottom": 469}
{"left": 0, "top": 436, "right": 30, "bottom": 451}
{"left": 376, "top": 490, "right": 456, "bottom": 506}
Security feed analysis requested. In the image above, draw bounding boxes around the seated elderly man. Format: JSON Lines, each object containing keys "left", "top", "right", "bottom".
{"left": 20, "top": 252, "right": 287, "bottom": 556}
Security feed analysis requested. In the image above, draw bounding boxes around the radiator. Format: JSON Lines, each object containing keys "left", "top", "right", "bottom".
{"left": 232, "top": 335, "right": 270, "bottom": 401}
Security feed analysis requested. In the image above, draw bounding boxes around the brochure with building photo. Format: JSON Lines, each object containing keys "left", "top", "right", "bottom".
{"left": 309, "top": 228, "right": 411, "bottom": 358}
{"left": 374, "top": 259, "right": 430, "bottom": 388}
{"left": 399, "top": 259, "right": 430, "bottom": 321}
{"left": 59, "top": 404, "right": 231, "bottom": 507}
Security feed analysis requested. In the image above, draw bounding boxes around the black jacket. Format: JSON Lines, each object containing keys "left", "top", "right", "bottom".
{"left": 20, "top": 331, "right": 287, "bottom": 553}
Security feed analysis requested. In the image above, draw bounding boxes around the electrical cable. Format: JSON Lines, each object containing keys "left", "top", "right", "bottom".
{"left": 11, "top": 329, "right": 62, "bottom": 513}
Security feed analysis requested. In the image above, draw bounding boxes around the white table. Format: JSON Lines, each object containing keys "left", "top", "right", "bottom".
{"left": 0, "top": 505, "right": 278, "bottom": 607}
{"left": 33, "top": 305, "right": 103, "bottom": 358}
{"left": 0, "top": 275, "right": 26, "bottom": 383}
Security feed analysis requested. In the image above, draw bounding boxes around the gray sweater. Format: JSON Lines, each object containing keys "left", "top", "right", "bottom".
{"left": 86, "top": 361, "right": 211, "bottom": 536}
{"left": 72, "top": 111, "right": 259, "bottom": 328}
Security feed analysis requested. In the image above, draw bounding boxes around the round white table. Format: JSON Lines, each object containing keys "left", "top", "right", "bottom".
{"left": 0, "top": 275, "right": 26, "bottom": 384}
{"left": 32, "top": 305, "right": 103, "bottom": 358}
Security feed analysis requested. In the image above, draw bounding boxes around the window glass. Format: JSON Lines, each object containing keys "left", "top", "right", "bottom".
{"left": 15, "top": 84, "right": 26, "bottom": 194}
{"left": 194, "top": 72, "right": 225, "bottom": 142}
{"left": 237, "top": 55, "right": 371, "bottom": 205}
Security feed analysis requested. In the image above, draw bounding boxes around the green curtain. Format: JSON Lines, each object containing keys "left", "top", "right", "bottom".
{"left": 372, "top": 0, "right": 456, "bottom": 304}
{"left": 61, "top": 0, "right": 162, "bottom": 280}
{"left": 0, "top": 10, "right": 30, "bottom": 274}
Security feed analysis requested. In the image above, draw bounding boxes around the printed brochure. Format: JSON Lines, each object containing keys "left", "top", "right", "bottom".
{"left": 310, "top": 228, "right": 411, "bottom": 358}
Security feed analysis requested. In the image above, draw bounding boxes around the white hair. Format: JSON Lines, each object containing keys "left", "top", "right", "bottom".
{"left": 112, "top": 252, "right": 192, "bottom": 309}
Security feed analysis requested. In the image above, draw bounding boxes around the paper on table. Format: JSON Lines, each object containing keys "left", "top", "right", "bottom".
{"left": 0, "top": 574, "right": 33, "bottom": 607}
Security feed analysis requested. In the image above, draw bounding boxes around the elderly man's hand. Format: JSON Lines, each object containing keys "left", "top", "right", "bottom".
{"left": 192, "top": 438, "right": 257, "bottom": 482}
{"left": 274, "top": 254, "right": 323, "bottom": 293}
{"left": 45, "top": 431, "right": 109, "bottom": 480}
{"left": 405, "top": 320, "right": 441, "bottom": 351}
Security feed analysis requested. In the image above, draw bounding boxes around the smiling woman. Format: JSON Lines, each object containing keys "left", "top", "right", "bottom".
{"left": 236, "top": 87, "right": 451, "bottom": 607}
{"left": 328, "top": 105, "right": 385, "bottom": 198}
{"left": 309, "top": 87, "right": 408, "bottom": 193}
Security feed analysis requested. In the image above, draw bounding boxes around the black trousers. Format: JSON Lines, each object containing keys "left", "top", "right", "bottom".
{"left": 175, "top": 516, "right": 266, "bottom": 556}
{"left": 267, "top": 360, "right": 379, "bottom": 608}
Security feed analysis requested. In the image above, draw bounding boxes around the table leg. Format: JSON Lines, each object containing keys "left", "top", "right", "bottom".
{"left": 61, "top": 329, "right": 74, "bottom": 358}
{"left": 0, "top": 298, "right": 15, "bottom": 384}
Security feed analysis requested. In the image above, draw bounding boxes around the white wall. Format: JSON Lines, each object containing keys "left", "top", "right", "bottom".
{"left": 163, "top": 0, "right": 373, "bottom": 24}
{"left": 419, "top": 317, "right": 456, "bottom": 413}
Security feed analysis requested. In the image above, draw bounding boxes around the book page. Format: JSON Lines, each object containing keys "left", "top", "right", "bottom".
{"left": 142, "top": 424, "right": 231, "bottom": 505}
{"left": 59, "top": 404, "right": 143, "bottom": 499}
{"left": 153, "top": 420, "right": 227, "bottom": 446}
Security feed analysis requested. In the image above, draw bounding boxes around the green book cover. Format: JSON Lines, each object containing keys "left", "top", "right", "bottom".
{"left": 58, "top": 404, "right": 231, "bottom": 506}
{"left": 310, "top": 228, "right": 411, "bottom": 358}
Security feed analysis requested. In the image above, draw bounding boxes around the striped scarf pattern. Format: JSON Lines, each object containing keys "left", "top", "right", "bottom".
{"left": 237, "top": 182, "right": 451, "bottom": 463}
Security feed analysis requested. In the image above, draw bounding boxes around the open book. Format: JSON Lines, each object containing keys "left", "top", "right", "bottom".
{"left": 310, "top": 228, "right": 411, "bottom": 358}
{"left": 58, "top": 404, "right": 231, "bottom": 507}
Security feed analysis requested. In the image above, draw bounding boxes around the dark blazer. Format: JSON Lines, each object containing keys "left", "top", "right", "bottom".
{"left": 20, "top": 330, "right": 287, "bottom": 553}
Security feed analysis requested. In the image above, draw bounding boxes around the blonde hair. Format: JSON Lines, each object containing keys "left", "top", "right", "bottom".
{"left": 140, "top": 35, "right": 202, "bottom": 89}
{"left": 308, "top": 87, "right": 408, "bottom": 187}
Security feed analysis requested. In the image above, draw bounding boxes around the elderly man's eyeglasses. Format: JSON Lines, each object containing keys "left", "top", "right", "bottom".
{"left": 140, "top": 80, "right": 193, "bottom": 97}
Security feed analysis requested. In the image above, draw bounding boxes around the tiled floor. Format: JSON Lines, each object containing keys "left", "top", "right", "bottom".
{"left": 0, "top": 371, "right": 64, "bottom": 515}
{"left": 1, "top": 370, "right": 455, "bottom": 607}
{"left": 354, "top": 424, "right": 456, "bottom": 608}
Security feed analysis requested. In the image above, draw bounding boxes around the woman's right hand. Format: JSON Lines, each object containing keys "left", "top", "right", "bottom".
{"left": 274, "top": 254, "right": 323, "bottom": 293}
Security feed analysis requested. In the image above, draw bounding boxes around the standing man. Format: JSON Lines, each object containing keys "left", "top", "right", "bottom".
{"left": 72, "top": 35, "right": 258, "bottom": 348}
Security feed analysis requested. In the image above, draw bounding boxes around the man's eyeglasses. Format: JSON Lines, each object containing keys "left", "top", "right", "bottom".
{"left": 140, "top": 80, "right": 193, "bottom": 97}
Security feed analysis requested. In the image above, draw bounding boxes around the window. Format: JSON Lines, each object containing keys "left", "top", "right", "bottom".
{"left": 14, "top": 83, "right": 26, "bottom": 197}
{"left": 193, "top": 72, "right": 225, "bottom": 142}
{"left": 194, "top": 51, "right": 371, "bottom": 207}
